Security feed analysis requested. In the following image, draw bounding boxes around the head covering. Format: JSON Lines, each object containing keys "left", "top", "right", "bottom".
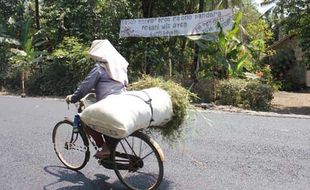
{"left": 88, "top": 39, "right": 129, "bottom": 86}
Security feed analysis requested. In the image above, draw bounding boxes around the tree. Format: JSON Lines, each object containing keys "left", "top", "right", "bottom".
{"left": 204, "top": 0, "right": 244, "bottom": 10}
{"left": 276, "top": 0, "right": 309, "bottom": 64}
{"left": 0, "top": 0, "right": 46, "bottom": 96}
{"left": 245, "top": 19, "right": 273, "bottom": 60}
{"left": 0, "top": 0, "right": 280, "bottom": 95}
{"left": 8, "top": 17, "right": 45, "bottom": 96}
{"left": 261, "top": 0, "right": 309, "bottom": 66}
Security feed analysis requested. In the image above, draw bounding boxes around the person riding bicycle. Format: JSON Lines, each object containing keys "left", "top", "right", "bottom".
{"left": 65, "top": 39, "right": 129, "bottom": 159}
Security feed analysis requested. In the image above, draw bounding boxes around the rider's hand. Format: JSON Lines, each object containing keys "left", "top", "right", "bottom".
{"left": 65, "top": 95, "right": 73, "bottom": 104}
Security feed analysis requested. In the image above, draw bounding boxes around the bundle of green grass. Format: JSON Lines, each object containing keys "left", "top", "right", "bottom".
{"left": 128, "top": 75, "right": 197, "bottom": 141}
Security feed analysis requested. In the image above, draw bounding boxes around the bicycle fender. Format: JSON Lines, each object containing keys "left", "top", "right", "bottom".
{"left": 64, "top": 117, "right": 73, "bottom": 123}
{"left": 150, "top": 138, "right": 165, "bottom": 162}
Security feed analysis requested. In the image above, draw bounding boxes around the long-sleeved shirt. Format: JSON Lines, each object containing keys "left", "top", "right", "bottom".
{"left": 70, "top": 63, "right": 126, "bottom": 103}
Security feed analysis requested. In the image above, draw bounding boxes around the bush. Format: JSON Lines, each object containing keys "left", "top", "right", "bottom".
{"left": 217, "top": 79, "right": 274, "bottom": 111}
{"left": 0, "top": 45, "right": 21, "bottom": 92}
{"left": 27, "top": 37, "right": 93, "bottom": 96}
{"left": 217, "top": 79, "right": 247, "bottom": 106}
{"left": 241, "top": 80, "right": 274, "bottom": 111}
{"left": 268, "top": 47, "right": 307, "bottom": 91}
{"left": 192, "top": 78, "right": 219, "bottom": 103}
{"left": 128, "top": 75, "right": 197, "bottom": 141}
{"left": 2, "top": 64, "right": 21, "bottom": 92}
{"left": 28, "top": 62, "right": 81, "bottom": 96}
{"left": 283, "top": 63, "right": 307, "bottom": 91}
{"left": 169, "top": 75, "right": 219, "bottom": 103}
{"left": 0, "top": 45, "right": 8, "bottom": 89}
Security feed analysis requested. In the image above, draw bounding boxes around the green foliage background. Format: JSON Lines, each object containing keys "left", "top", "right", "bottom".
{"left": 3, "top": 0, "right": 303, "bottom": 141}
{"left": 1, "top": 0, "right": 307, "bottom": 102}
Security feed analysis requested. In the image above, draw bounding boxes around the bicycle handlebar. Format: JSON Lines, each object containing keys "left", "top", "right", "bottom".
{"left": 66, "top": 93, "right": 96, "bottom": 113}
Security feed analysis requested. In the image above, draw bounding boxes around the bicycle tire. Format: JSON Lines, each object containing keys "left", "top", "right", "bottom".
{"left": 112, "top": 131, "right": 164, "bottom": 190}
{"left": 52, "top": 120, "right": 90, "bottom": 170}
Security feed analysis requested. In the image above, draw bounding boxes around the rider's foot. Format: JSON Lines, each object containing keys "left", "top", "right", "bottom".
{"left": 94, "top": 144, "right": 110, "bottom": 159}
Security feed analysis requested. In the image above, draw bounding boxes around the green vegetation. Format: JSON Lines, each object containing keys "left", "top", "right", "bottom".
{"left": 218, "top": 79, "right": 247, "bottom": 106}
{"left": 261, "top": 0, "right": 310, "bottom": 89}
{"left": 189, "top": 12, "right": 252, "bottom": 79}
{"left": 218, "top": 79, "right": 273, "bottom": 111}
{"left": 129, "top": 75, "right": 197, "bottom": 141}
{"left": 27, "top": 37, "right": 92, "bottom": 96}
{"left": 241, "top": 80, "right": 274, "bottom": 111}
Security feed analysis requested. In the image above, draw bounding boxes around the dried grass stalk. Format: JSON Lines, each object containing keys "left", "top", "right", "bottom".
{"left": 128, "top": 75, "right": 197, "bottom": 141}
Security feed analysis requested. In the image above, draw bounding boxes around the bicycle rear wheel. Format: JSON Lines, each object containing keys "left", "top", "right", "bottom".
{"left": 113, "top": 131, "right": 164, "bottom": 190}
{"left": 52, "top": 120, "right": 90, "bottom": 170}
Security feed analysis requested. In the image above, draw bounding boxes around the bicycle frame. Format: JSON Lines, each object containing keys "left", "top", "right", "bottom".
{"left": 53, "top": 96, "right": 165, "bottom": 189}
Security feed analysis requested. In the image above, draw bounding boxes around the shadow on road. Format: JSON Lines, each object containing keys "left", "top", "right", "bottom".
{"left": 43, "top": 165, "right": 122, "bottom": 190}
{"left": 43, "top": 165, "right": 174, "bottom": 190}
{"left": 271, "top": 106, "right": 310, "bottom": 115}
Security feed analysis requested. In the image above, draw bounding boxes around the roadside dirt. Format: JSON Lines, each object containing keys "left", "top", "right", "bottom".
{"left": 271, "top": 91, "right": 310, "bottom": 115}
{"left": 195, "top": 89, "right": 310, "bottom": 116}
{"left": 1, "top": 90, "right": 310, "bottom": 116}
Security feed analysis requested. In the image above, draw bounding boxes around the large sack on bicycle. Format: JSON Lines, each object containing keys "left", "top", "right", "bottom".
{"left": 80, "top": 87, "right": 173, "bottom": 139}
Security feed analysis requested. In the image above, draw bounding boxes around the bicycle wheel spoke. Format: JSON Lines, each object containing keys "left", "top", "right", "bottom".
{"left": 71, "top": 133, "right": 79, "bottom": 144}
{"left": 113, "top": 132, "right": 163, "bottom": 190}
{"left": 140, "top": 150, "right": 154, "bottom": 160}
{"left": 120, "top": 141, "right": 129, "bottom": 157}
{"left": 53, "top": 120, "right": 89, "bottom": 170}
{"left": 124, "top": 138, "right": 138, "bottom": 157}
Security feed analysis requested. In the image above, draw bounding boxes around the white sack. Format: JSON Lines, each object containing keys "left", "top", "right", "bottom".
{"left": 80, "top": 87, "right": 173, "bottom": 139}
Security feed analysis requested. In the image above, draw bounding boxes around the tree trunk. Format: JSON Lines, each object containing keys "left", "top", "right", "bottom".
{"left": 142, "top": 0, "right": 154, "bottom": 74}
{"left": 21, "top": 71, "right": 26, "bottom": 97}
{"left": 211, "top": 0, "right": 215, "bottom": 9}
{"left": 142, "top": 0, "right": 153, "bottom": 18}
{"left": 35, "top": 0, "right": 40, "bottom": 29}
{"left": 224, "top": 0, "right": 229, "bottom": 9}
{"left": 191, "top": 0, "right": 204, "bottom": 81}
{"left": 168, "top": 44, "right": 172, "bottom": 77}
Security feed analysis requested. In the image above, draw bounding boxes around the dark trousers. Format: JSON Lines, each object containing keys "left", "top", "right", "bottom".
{"left": 83, "top": 125, "right": 117, "bottom": 149}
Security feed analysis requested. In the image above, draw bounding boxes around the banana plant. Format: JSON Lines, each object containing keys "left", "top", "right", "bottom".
{"left": 188, "top": 12, "right": 251, "bottom": 79}
{"left": 1, "top": 16, "right": 45, "bottom": 97}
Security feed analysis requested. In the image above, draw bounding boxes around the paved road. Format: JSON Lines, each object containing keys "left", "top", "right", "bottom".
{"left": 0, "top": 96, "right": 309, "bottom": 190}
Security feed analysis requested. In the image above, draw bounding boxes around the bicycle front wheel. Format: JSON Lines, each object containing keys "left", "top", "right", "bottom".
{"left": 113, "top": 131, "right": 164, "bottom": 190}
{"left": 52, "top": 120, "right": 90, "bottom": 170}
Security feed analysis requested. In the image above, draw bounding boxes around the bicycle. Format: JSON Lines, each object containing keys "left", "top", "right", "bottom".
{"left": 52, "top": 93, "right": 165, "bottom": 190}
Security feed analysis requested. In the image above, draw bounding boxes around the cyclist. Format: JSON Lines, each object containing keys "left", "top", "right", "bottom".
{"left": 65, "top": 39, "right": 129, "bottom": 159}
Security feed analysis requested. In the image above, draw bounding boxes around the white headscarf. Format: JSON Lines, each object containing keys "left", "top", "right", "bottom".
{"left": 88, "top": 39, "right": 129, "bottom": 86}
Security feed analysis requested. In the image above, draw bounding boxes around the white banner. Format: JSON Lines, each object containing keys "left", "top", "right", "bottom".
{"left": 119, "top": 9, "right": 233, "bottom": 38}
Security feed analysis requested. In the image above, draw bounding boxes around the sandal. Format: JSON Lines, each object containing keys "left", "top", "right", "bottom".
{"left": 94, "top": 144, "right": 110, "bottom": 159}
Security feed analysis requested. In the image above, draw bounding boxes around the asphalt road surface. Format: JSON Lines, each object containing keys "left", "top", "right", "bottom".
{"left": 0, "top": 96, "right": 309, "bottom": 190}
